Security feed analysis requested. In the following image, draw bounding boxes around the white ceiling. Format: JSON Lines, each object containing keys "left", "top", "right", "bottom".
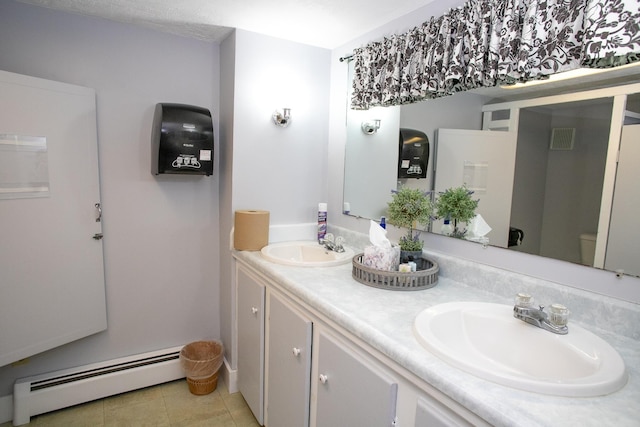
{"left": 16, "top": 0, "right": 435, "bottom": 49}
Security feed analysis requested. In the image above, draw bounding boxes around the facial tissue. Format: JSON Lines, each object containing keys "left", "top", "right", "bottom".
{"left": 363, "top": 220, "right": 400, "bottom": 271}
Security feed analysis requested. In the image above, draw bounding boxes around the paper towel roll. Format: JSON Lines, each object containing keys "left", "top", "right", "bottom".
{"left": 234, "top": 210, "right": 270, "bottom": 251}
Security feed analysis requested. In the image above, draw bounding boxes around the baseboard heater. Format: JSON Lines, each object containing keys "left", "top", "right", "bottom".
{"left": 13, "top": 345, "right": 185, "bottom": 426}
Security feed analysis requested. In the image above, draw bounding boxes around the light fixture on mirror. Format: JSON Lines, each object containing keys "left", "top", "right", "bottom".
{"left": 361, "top": 119, "right": 381, "bottom": 135}
{"left": 272, "top": 108, "right": 291, "bottom": 128}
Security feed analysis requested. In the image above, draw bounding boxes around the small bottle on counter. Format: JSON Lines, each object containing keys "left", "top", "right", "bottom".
{"left": 442, "top": 217, "right": 453, "bottom": 236}
{"left": 380, "top": 216, "right": 386, "bottom": 229}
{"left": 318, "top": 203, "right": 327, "bottom": 243}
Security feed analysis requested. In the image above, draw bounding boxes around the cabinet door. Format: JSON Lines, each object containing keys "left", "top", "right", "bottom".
{"left": 237, "top": 266, "right": 265, "bottom": 425}
{"left": 415, "top": 395, "right": 473, "bottom": 427}
{"left": 313, "top": 329, "right": 398, "bottom": 427}
{"left": 266, "top": 292, "right": 312, "bottom": 427}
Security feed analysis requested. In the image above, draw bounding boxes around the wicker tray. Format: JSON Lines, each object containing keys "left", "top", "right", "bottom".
{"left": 352, "top": 253, "right": 439, "bottom": 291}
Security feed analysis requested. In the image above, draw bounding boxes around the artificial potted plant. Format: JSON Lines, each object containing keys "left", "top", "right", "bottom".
{"left": 435, "top": 185, "right": 479, "bottom": 238}
{"left": 387, "top": 187, "right": 433, "bottom": 262}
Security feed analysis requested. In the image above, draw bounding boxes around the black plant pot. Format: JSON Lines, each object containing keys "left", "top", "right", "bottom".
{"left": 400, "top": 250, "right": 423, "bottom": 264}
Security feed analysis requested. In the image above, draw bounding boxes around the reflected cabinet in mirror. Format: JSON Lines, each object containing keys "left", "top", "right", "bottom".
{"left": 343, "top": 64, "right": 640, "bottom": 277}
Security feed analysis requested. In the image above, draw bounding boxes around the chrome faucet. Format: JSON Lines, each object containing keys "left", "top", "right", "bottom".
{"left": 513, "top": 293, "right": 569, "bottom": 335}
{"left": 320, "top": 233, "right": 345, "bottom": 253}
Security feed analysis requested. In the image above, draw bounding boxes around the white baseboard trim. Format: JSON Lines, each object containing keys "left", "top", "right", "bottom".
{"left": 222, "top": 358, "right": 238, "bottom": 393}
{"left": 0, "top": 394, "right": 13, "bottom": 424}
{"left": 1, "top": 357, "right": 236, "bottom": 425}
{"left": 12, "top": 346, "right": 185, "bottom": 425}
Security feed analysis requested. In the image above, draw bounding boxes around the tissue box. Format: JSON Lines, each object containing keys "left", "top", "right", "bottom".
{"left": 363, "top": 245, "right": 400, "bottom": 271}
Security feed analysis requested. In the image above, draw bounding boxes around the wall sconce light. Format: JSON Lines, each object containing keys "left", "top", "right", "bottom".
{"left": 361, "top": 119, "right": 381, "bottom": 135}
{"left": 272, "top": 108, "right": 291, "bottom": 128}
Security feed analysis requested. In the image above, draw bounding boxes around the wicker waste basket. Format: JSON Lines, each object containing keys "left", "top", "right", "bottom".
{"left": 179, "top": 340, "right": 224, "bottom": 395}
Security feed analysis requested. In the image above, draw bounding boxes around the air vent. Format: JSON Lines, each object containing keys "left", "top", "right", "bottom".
{"left": 550, "top": 128, "right": 575, "bottom": 150}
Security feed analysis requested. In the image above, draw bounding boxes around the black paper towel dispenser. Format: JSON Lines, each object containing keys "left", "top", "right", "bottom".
{"left": 398, "top": 128, "right": 429, "bottom": 179}
{"left": 151, "top": 103, "right": 214, "bottom": 176}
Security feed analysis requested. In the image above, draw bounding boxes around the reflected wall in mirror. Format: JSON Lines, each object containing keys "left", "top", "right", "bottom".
{"left": 343, "top": 62, "right": 640, "bottom": 277}
{"left": 509, "top": 98, "right": 612, "bottom": 266}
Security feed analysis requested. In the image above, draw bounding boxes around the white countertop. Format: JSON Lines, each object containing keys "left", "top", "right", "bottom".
{"left": 233, "top": 246, "right": 640, "bottom": 427}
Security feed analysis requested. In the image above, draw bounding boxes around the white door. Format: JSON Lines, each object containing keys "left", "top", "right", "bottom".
{"left": 435, "top": 129, "right": 518, "bottom": 247}
{"left": 0, "top": 71, "right": 106, "bottom": 367}
{"left": 605, "top": 124, "right": 640, "bottom": 276}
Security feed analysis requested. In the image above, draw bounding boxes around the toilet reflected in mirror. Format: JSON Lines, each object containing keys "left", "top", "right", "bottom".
{"left": 580, "top": 233, "right": 596, "bottom": 267}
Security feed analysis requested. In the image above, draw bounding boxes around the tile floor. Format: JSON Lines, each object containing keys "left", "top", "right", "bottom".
{"left": 1, "top": 378, "right": 260, "bottom": 427}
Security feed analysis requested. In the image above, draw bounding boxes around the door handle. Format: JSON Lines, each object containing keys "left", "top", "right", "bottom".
{"left": 93, "top": 233, "right": 103, "bottom": 240}
{"left": 95, "top": 203, "right": 102, "bottom": 222}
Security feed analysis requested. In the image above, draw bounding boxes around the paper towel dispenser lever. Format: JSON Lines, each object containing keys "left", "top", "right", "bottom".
{"left": 151, "top": 103, "right": 214, "bottom": 176}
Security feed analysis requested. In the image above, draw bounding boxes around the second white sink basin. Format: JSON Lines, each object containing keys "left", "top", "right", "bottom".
{"left": 413, "top": 301, "right": 627, "bottom": 397}
{"left": 261, "top": 241, "right": 354, "bottom": 267}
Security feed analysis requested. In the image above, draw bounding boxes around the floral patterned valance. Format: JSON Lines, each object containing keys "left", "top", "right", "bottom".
{"left": 351, "top": 0, "right": 640, "bottom": 110}
{"left": 583, "top": 0, "right": 640, "bottom": 67}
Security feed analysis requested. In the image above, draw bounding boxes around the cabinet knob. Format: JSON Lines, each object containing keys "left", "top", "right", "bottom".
{"left": 319, "top": 374, "right": 328, "bottom": 384}
{"left": 292, "top": 347, "right": 301, "bottom": 357}
{"left": 251, "top": 307, "right": 258, "bottom": 315}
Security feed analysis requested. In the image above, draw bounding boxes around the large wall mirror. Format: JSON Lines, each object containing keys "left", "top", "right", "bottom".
{"left": 343, "top": 63, "right": 640, "bottom": 278}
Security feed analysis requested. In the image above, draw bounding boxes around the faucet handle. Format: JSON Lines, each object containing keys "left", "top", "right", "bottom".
{"left": 549, "top": 303, "right": 570, "bottom": 327}
{"left": 514, "top": 293, "right": 534, "bottom": 308}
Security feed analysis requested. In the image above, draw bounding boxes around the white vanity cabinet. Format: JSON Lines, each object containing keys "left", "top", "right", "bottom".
{"left": 236, "top": 265, "right": 266, "bottom": 425}
{"left": 265, "top": 291, "right": 313, "bottom": 427}
{"left": 235, "top": 260, "right": 488, "bottom": 427}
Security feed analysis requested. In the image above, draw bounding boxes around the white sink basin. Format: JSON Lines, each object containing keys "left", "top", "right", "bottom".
{"left": 261, "top": 241, "right": 354, "bottom": 267}
{"left": 413, "top": 301, "right": 627, "bottom": 397}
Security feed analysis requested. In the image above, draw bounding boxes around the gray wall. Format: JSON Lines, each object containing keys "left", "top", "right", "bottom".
{"left": 219, "top": 31, "right": 237, "bottom": 373}
{"left": 540, "top": 103, "right": 610, "bottom": 263}
{"left": 230, "top": 30, "right": 330, "bottom": 221}
{"left": 0, "top": 1, "right": 220, "bottom": 394}
{"left": 218, "top": 29, "right": 331, "bottom": 369}
{"left": 511, "top": 108, "right": 552, "bottom": 255}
